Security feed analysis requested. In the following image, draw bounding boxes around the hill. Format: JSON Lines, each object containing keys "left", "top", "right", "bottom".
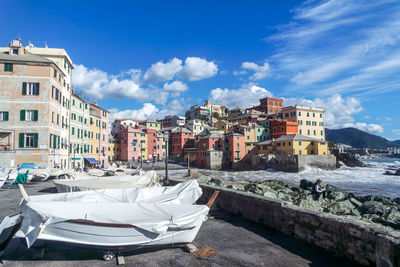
{"left": 393, "top": 140, "right": 400, "bottom": 145}
{"left": 325, "top": 128, "right": 400, "bottom": 149}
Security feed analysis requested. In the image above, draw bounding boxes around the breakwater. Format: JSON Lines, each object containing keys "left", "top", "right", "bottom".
{"left": 171, "top": 178, "right": 400, "bottom": 266}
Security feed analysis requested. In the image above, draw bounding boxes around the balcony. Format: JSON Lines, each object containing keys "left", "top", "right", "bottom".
{"left": 0, "top": 132, "right": 13, "bottom": 151}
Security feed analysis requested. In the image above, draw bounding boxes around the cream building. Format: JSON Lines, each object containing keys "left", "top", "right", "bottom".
{"left": 282, "top": 106, "right": 325, "bottom": 140}
{"left": 0, "top": 39, "right": 71, "bottom": 168}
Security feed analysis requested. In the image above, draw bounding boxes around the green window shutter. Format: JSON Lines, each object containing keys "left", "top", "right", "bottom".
{"left": 57, "top": 136, "right": 60, "bottom": 148}
{"left": 53, "top": 135, "right": 57, "bottom": 149}
{"left": 19, "top": 133, "right": 25, "bottom": 148}
{"left": 22, "top": 82, "right": 27, "bottom": 95}
{"left": 34, "top": 110, "right": 38, "bottom": 121}
{"left": 20, "top": 110, "right": 25, "bottom": 121}
{"left": 4, "top": 112, "right": 8, "bottom": 121}
{"left": 35, "top": 83, "right": 40, "bottom": 95}
{"left": 49, "top": 134, "right": 52, "bottom": 148}
{"left": 33, "top": 133, "right": 38, "bottom": 148}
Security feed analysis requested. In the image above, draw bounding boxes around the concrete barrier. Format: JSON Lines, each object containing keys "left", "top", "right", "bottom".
{"left": 172, "top": 179, "right": 400, "bottom": 266}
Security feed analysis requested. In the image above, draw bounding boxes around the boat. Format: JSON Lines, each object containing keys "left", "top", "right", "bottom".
{"left": 54, "top": 170, "right": 160, "bottom": 193}
{"left": 20, "top": 180, "right": 202, "bottom": 205}
{"left": 0, "top": 181, "right": 219, "bottom": 261}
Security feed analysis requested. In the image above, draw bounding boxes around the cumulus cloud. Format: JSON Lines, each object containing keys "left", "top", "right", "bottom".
{"left": 163, "top": 80, "right": 188, "bottom": 92}
{"left": 143, "top": 58, "right": 183, "bottom": 83}
{"left": 179, "top": 57, "right": 218, "bottom": 81}
{"left": 109, "top": 103, "right": 159, "bottom": 122}
{"left": 284, "top": 94, "right": 384, "bottom": 134}
{"left": 209, "top": 83, "right": 273, "bottom": 108}
{"left": 241, "top": 62, "right": 271, "bottom": 80}
{"left": 72, "top": 64, "right": 155, "bottom": 102}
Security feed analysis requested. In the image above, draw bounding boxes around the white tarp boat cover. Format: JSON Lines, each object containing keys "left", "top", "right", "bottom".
{"left": 54, "top": 171, "right": 160, "bottom": 192}
{"left": 21, "top": 180, "right": 202, "bottom": 205}
{"left": 16, "top": 202, "right": 209, "bottom": 248}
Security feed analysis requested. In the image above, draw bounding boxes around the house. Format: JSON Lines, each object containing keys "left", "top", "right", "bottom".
{"left": 170, "top": 127, "right": 194, "bottom": 158}
{"left": 269, "top": 119, "right": 298, "bottom": 139}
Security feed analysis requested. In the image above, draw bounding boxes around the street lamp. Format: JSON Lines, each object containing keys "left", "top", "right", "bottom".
{"left": 73, "top": 144, "right": 76, "bottom": 169}
{"left": 163, "top": 132, "right": 169, "bottom": 186}
{"left": 139, "top": 143, "right": 143, "bottom": 169}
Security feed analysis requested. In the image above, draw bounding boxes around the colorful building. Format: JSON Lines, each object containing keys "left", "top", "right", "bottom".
{"left": 0, "top": 39, "right": 70, "bottom": 168}
{"left": 195, "top": 133, "right": 224, "bottom": 167}
{"left": 270, "top": 119, "right": 298, "bottom": 139}
{"left": 250, "top": 97, "right": 283, "bottom": 114}
{"left": 224, "top": 133, "right": 245, "bottom": 167}
{"left": 215, "top": 120, "right": 232, "bottom": 134}
{"left": 282, "top": 106, "right": 325, "bottom": 140}
{"left": 170, "top": 127, "right": 194, "bottom": 158}
{"left": 258, "top": 134, "right": 329, "bottom": 156}
{"left": 139, "top": 120, "right": 161, "bottom": 131}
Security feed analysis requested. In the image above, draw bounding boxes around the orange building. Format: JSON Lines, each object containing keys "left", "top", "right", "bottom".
{"left": 250, "top": 97, "right": 283, "bottom": 114}
{"left": 270, "top": 119, "right": 298, "bottom": 139}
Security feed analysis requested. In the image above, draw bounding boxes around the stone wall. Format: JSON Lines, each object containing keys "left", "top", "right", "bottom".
{"left": 274, "top": 155, "right": 336, "bottom": 172}
{"left": 188, "top": 181, "right": 400, "bottom": 266}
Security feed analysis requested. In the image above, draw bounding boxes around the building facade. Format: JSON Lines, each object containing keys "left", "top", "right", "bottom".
{"left": 270, "top": 119, "right": 298, "bottom": 139}
{"left": 282, "top": 106, "right": 325, "bottom": 140}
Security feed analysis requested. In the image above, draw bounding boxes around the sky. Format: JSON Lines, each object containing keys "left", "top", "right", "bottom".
{"left": 1, "top": 0, "right": 400, "bottom": 140}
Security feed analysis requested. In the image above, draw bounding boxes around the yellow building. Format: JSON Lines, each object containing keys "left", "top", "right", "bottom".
{"left": 215, "top": 120, "right": 232, "bottom": 134}
{"left": 258, "top": 134, "right": 329, "bottom": 156}
{"left": 139, "top": 120, "right": 161, "bottom": 131}
{"left": 138, "top": 130, "right": 148, "bottom": 160}
{"left": 87, "top": 109, "right": 100, "bottom": 164}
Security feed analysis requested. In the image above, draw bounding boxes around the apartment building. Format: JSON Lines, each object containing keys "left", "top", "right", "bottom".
{"left": 99, "top": 107, "right": 110, "bottom": 166}
{"left": 250, "top": 97, "right": 283, "bottom": 114}
{"left": 69, "top": 93, "right": 89, "bottom": 168}
{"left": 282, "top": 106, "right": 325, "bottom": 140}
{"left": 139, "top": 120, "right": 161, "bottom": 131}
{"left": 157, "top": 115, "right": 185, "bottom": 128}
{"left": 185, "top": 119, "right": 208, "bottom": 136}
{"left": 0, "top": 39, "right": 71, "bottom": 168}
{"left": 270, "top": 119, "right": 298, "bottom": 139}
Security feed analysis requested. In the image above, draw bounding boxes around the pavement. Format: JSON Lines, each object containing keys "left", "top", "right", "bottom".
{"left": 0, "top": 180, "right": 359, "bottom": 266}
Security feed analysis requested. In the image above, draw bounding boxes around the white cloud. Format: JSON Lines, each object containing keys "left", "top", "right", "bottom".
{"left": 241, "top": 62, "right": 271, "bottom": 80}
{"left": 143, "top": 58, "right": 183, "bottom": 83}
{"left": 72, "top": 64, "right": 155, "bottom": 102}
{"left": 209, "top": 83, "right": 273, "bottom": 108}
{"left": 344, "top": 123, "right": 384, "bottom": 134}
{"left": 392, "top": 129, "right": 400, "bottom": 136}
{"left": 163, "top": 80, "right": 188, "bottom": 92}
{"left": 266, "top": 0, "right": 400, "bottom": 96}
{"left": 109, "top": 103, "right": 159, "bottom": 122}
{"left": 364, "top": 115, "right": 370, "bottom": 119}
{"left": 284, "top": 94, "right": 384, "bottom": 134}
{"left": 179, "top": 57, "right": 218, "bottom": 81}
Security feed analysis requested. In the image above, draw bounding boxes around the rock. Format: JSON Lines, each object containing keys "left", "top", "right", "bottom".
{"left": 291, "top": 186, "right": 301, "bottom": 193}
{"left": 263, "top": 191, "right": 277, "bottom": 199}
{"left": 372, "top": 195, "right": 397, "bottom": 206}
{"left": 395, "top": 169, "right": 400, "bottom": 176}
{"left": 276, "top": 191, "right": 293, "bottom": 202}
{"left": 299, "top": 179, "right": 314, "bottom": 191}
{"left": 244, "top": 183, "right": 264, "bottom": 195}
{"left": 354, "top": 195, "right": 372, "bottom": 203}
{"left": 207, "top": 178, "right": 225, "bottom": 187}
{"left": 395, "top": 198, "right": 400, "bottom": 205}
{"left": 327, "top": 191, "right": 347, "bottom": 201}
{"left": 360, "top": 201, "right": 386, "bottom": 215}
{"left": 349, "top": 198, "right": 363, "bottom": 208}
{"left": 294, "top": 194, "right": 328, "bottom": 212}
{"left": 325, "top": 200, "right": 356, "bottom": 215}
{"left": 335, "top": 152, "right": 366, "bottom": 167}
{"left": 227, "top": 183, "right": 245, "bottom": 191}
{"left": 196, "top": 174, "right": 212, "bottom": 184}
{"left": 385, "top": 209, "right": 400, "bottom": 222}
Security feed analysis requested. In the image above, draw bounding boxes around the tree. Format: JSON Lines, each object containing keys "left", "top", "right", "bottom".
{"left": 328, "top": 141, "right": 336, "bottom": 149}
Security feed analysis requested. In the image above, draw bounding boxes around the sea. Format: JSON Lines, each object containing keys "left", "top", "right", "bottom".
{"left": 167, "top": 158, "right": 400, "bottom": 198}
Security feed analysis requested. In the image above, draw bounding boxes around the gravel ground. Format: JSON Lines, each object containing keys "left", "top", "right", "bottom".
{"left": 0, "top": 180, "right": 358, "bottom": 266}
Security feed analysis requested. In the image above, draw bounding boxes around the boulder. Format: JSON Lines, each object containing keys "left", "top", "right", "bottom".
{"left": 372, "top": 195, "right": 397, "bottom": 206}
{"left": 244, "top": 183, "right": 264, "bottom": 195}
{"left": 349, "top": 198, "right": 363, "bottom": 208}
{"left": 360, "top": 201, "right": 386, "bottom": 215}
{"left": 294, "top": 194, "right": 328, "bottom": 212}
{"left": 325, "top": 200, "right": 357, "bottom": 215}
{"left": 263, "top": 191, "right": 277, "bottom": 199}
{"left": 207, "top": 178, "right": 226, "bottom": 187}
{"left": 299, "top": 179, "right": 314, "bottom": 191}
{"left": 196, "top": 174, "right": 212, "bottom": 184}
{"left": 227, "top": 183, "right": 245, "bottom": 191}
{"left": 327, "top": 191, "right": 347, "bottom": 201}
{"left": 276, "top": 191, "right": 293, "bottom": 202}
{"left": 395, "top": 169, "right": 400, "bottom": 176}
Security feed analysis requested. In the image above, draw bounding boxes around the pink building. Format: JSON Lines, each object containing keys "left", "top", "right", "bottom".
{"left": 170, "top": 127, "right": 194, "bottom": 158}
{"left": 117, "top": 124, "right": 140, "bottom": 162}
{"left": 195, "top": 133, "right": 223, "bottom": 167}
{"left": 225, "top": 133, "right": 245, "bottom": 166}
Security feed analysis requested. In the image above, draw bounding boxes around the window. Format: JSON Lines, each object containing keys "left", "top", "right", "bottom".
{"left": 20, "top": 110, "right": 38, "bottom": 121}
{"left": 299, "top": 129, "right": 302, "bottom": 135}
{"left": 314, "top": 130, "right": 316, "bottom": 135}
{"left": 307, "top": 112, "right": 309, "bottom": 117}
{"left": 321, "top": 130, "right": 324, "bottom": 136}
{"left": 22, "top": 82, "right": 39, "bottom": 95}
{"left": 307, "top": 130, "right": 310, "bottom": 135}
{"left": 298, "top": 111, "right": 301, "bottom": 116}
{"left": 4, "top": 63, "right": 13, "bottom": 72}
{"left": 12, "top": 49, "right": 18, "bottom": 55}
{"left": 54, "top": 69, "right": 57, "bottom": 78}
{"left": 320, "top": 114, "right": 322, "bottom": 118}
{"left": 313, "top": 113, "right": 315, "bottom": 117}
{"left": 19, "top": 133, "right": 38, "bottom": 148}
{"left": 0, "top": 112, "right": 9, "bottom": 121}
{"left": 298, "top": 141, "right": 302, "bottom": 145}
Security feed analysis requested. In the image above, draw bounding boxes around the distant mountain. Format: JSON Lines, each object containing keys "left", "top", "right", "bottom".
{"left": 326, "top": 128, "right": 400, "bottom": 149}
{"left": 394, "top": 140, "right": 400, "bottom": 145}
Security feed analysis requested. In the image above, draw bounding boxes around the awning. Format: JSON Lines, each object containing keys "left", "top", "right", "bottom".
{"left": 84, "top": 158, "right": 98, "bottom": 164}
{"left": 72, "top": 157, "right": 81, "bottom": 160}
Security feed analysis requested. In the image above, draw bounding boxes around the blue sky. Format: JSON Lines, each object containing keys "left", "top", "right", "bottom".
{"left": 1, "top": 0, "right": 400, "bottom": 139}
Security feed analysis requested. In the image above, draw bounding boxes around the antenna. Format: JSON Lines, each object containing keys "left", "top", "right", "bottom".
{"left": 45, "top": 41, "right": 48, "bottom": 48}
